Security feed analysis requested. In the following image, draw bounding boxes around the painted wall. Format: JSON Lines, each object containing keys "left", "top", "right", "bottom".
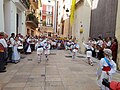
{"left": 72, "top": 0, "right": 92, "bottom": 53}
{"left": 115, "top": 1, "right": 120, "bottom": 69}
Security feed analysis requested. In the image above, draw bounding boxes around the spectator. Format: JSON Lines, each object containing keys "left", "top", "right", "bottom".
{"left": 12, "top": 36, "right": 21, "bottom": 63}
{"left": 8, "top": 33, "right": 15, "bottom": 62}
{"left": 0, "top": 32, "right": 7, "bottom": 72}
{"left": 110, "top": 38, "right": 118, "bottom": 63}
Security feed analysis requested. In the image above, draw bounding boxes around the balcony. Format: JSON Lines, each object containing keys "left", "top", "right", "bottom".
{"left": 29, "top": 0, "right": 38, "bottom": 9}
{"left": 15, "top": 0, "right": 30, "bottom": 11}
{"left": 20, "top": 0, "right": 30, "bottom": 9}
{"left": 26, "top": 13, "right": 39, "bottom": 28}
{"left": 42, "top": 10, "right": 52, "bottom": 16}
{"left": 42, "top": 20, "right": 53, "bottom": 27}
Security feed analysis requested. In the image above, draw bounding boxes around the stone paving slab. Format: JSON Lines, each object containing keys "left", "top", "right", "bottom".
{"left": 0, "top": 50, "right": 120, "bottom": 90}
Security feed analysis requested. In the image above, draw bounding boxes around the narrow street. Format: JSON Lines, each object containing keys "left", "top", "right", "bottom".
{"left": 0, "top": 50, "right": 119, "bottom": 90}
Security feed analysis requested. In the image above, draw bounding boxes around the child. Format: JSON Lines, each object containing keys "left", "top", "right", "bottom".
{"left": 97, "top": 49, "right": 116, "bottom": 90}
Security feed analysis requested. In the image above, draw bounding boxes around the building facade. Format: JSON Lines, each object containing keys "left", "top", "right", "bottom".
{"left": 57, "top": 0, "right": 71, "bottom": 38}
{"left": 90, "top": 0, "right": 118, "bottom": 38}
{"left": 116, "top": 1, "right": 120, "bottom": 69}
{"left": 42, "top": 4, "right": 53, "bottom": 27}
{"left": 0, "top": 0, "right": 28, "bottom": 36}
{"left": 72, "top": 0, "right": 92, "bottom": 53}
{"left": 26, "top": 0, "right": 40, "bottom": 36}
{"left": 40, "top": 0, "right": 54, "bottom": 36}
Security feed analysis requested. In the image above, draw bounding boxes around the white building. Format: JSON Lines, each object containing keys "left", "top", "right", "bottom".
{"left": 57, "top": 0, "right": 72, "bottom": 38}
{"left": 72, "top": 0, "right": 92, "bottom": 53}
{"left": 0, "top": 0, "right": 27, "bottom": 36}
{"left": 116, "top": 1, "right": 120, "bottom": 69}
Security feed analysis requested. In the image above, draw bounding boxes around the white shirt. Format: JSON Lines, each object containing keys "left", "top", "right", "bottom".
{"left": 107, "top": 41, "right": 111, "bottom": 47}
{"left": 0, "top": 38, "right": 8, "bottom": 48}
{"left": 83, "top": 42, "right": 93, "bottom": 50}
{"left": 44, "top": 43, "right": 51, "bottom": 50}
{"left": 27, "top": 38, "right": 31, "bottom": 43}
{"left": 100, "top": 58, "right": 116, "bottom": 74}
{"left": 97, "top": 40, "right": 103, "bottom": 47}
{"left": 9, "top": 37, "right": 15, "bottom": 47}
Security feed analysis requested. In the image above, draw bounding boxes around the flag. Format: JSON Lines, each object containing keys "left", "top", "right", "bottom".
{"left": 70, "top": 0, "right": 76, "bottom": 25}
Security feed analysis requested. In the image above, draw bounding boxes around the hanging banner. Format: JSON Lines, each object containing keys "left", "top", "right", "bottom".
{"left": 70, "top": 0, "right": 76, "bottom": 25}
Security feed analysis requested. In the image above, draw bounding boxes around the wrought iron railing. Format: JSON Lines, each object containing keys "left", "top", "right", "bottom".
{"left": 42, "top": 10, "right": 52, "bottom": 16}
{"left": 26, "top": 13, "right": 39, "bottom": 27}
{"left": 19, "top": 0, "right": 30, "bottom": 9}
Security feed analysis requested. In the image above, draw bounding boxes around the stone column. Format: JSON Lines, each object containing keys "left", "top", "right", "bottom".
{"left": 115, "top": 1, "right": 120, "bottom": 69}
{"left": 4, "top": 0, "right": 16, "bottom": 36}
{"left": 18, "top": 11, "right": 26, "bottom": 36}
{"left": 0, "top": 0, "right": 4, "bottom": 32}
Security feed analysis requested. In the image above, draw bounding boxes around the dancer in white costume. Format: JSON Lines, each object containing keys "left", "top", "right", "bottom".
{"left": 43, "top": 41, "right": 51, "bottom": 61}
{"left": 37, "top": 40, "right": 44, "bottom": 63}
{"left": 83, "top": 42, "right": 94, "bottom": 66}
{"left": 71, "top": 42, "right": 79, "bottom": 60}
{"left": 96, "top": 49, "right": 116, "bottom": 90}
{"left": 12, "top": 37, "right": 20, "bottom": 63}
{"left": 26, "top": 37, "right": 31, "bottom": 53}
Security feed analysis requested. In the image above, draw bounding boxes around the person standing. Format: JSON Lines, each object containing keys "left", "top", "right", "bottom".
{"left": 12, "top": 36, "right": 20, "bottom": 63}
{"left": 83, "top": 42, "right": 94, "bottom": 66}
{"left": 44, "top": 41, "right": 51, "bottom": 61}
{"left": 37, "top": 40, "right": 44, "bottom": 63}
{"left": 26, "top": 36, "right": 32, "bottom": 54}
{"left": 97, "top": 49, "right": 116, "bottom": 90}
{"left": 110, "top": 38, "right": 118, "bottom": 63}
{"left": 71, "top": 42, "right": 79, "bottom": 60}
{"left": 8, "top": 33, "right": 15, "bottom": 62}
{"left": 0, "top": 32, "right": 7, "bottom": 72}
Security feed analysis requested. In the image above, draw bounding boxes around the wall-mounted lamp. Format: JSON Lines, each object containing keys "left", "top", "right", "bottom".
{"left": 66, "top": 8, "right": 69, "bottom": 17}
{"left": 80, "top": 25, "right": 83, "bottom": 33}
{"left": 66, "top": 8, "right": 69, "bottom": 12}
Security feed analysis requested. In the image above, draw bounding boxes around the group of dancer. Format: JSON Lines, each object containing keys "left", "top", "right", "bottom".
{"left": 36, "top": 38, "right": 51, "bottom": 63}
{"left": 0, "top": 31, "right": 119, "bottom": 89}
{"left": 65, "top": 36, "right": 118, "bottom": 90}
{"left": 82, "top": 37, "right": 118, "bottom": 90}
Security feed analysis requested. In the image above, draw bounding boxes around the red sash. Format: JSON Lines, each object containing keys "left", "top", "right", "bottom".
{"left": 102, "top": 66, "right": 111, "bottom": 71}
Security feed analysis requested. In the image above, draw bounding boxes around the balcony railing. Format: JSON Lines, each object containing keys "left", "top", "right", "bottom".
{"left": 20, "top": 0, "right": 30, "bottom": 9}
{"left": 26, "top": 13, "right": 39, "bottom": 27}
{"left": 42, "top": 10, "right": 52, "bottom": 16}
{"left": 29, "top": 0, "right": 38, "bottom": 9}
{"left": 46, "top": 24, "right": 53, "bottom": 27}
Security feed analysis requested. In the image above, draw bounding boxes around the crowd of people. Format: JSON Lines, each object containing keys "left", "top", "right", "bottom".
{"left": 0, "top": 32, "right": 72, "bottom": 73}
{"left": 0, "top": 31, "right": 119, "bottom": 89}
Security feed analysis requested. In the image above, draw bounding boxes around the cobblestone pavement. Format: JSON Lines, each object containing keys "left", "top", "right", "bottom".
{"left": 0, "top": 50, "right": 120, "bottom": 90}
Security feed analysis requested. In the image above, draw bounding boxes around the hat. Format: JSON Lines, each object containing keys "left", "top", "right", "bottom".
{"left": 103, "top": 49, "right": 112, "bottom": 59}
